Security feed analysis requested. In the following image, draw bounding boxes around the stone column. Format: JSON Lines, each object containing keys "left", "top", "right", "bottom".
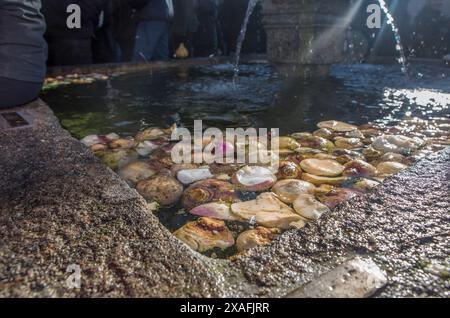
{"left": 262, "top": 0, "right": 352, "bottom": 78}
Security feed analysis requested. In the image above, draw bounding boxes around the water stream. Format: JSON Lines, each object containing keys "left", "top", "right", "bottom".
{"left": 233, "top": 0, "right": 260, "bottom": 82}
{"left": 377, "top": 0, "right": 408, "bottom": 75}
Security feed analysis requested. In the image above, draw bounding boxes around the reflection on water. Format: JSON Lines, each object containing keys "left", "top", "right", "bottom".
{"left": 41, "top": 62, "right": 450, "bottom": 139}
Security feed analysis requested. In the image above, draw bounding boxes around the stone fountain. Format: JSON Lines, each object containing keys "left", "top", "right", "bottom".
{"left": 262, "top": 0, "right": 352, "bottom": 78}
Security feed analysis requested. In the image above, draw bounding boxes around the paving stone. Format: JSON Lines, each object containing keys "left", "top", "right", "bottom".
{"left": 286, "top": 257, "right": 387, "bottom": 298}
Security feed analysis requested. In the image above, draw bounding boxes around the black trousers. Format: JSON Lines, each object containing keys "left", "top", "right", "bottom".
{"left": 0, "top": 77, "right": 42, "bottom": 109}
{"left": 46, "top": 38, "right": 93, "bottom": 66}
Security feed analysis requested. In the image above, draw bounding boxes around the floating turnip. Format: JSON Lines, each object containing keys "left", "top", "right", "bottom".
{"left": 294, "top": 135, "right": 335, "bottom": 152}
{"left": 236, "top": 227, "right": 281, "bottom": 252}
{"left": 170, "top": 163, "right": 199, "bottom": 177}
{"left": 272, "top": 179, "right": 316, "bottom": 204}
{"left": 300, "top": 159, "right": 344, "bottom": 177}
{"left": 136, "top": 172, "right": 183, "bottom": 206}
{"left": 334, "top": 137, "right": 363, "bottom": 150}
{"left": 90, "top": 144, "right": 108, "bottom": 152}
{"left": 81, "top": 133, "right": 120, "bottom": 147}
{"left": 136, "top": 141, "right": 160, "bottom": 156}
{"left": 272, "top": 136, "right": 301, "bottom": 155}
{"left": 231, "top": 193, "right": 304, "bottom": 229}
{"left": 343, "top": 160, "right": 378, "bottom": 178}
{"left": 177, "top": 168, "right": 215, "bottom": 185}
{"left": 119, "top": 161, "right": 156, "bottom": 186}
{"left": 363, "top": 146, "right": 384, "bottom": 162}
{"left": 285, "top": 149, "right": 324, "bottom": 165}
{"left": 109, "top": 138, "right": 136, "bottom": 149}
{"left": 316, "top": 188, "right": 361, "bottom": 209}
{"left": 345, "top": 130, "right": 365, "bottom": 139}
{"left": 376, "top": 161, "right": 408, "bottom": 177}
{"left": 314, "top": 153, "right": 338, "bottom": 160}
{"left": 135, "top": 127, "right": 166, "bottom": 142}
{"left": 293, "top": 194, "right": 330, "bottom": 221}
{"left": 301, "top": 173, "right": 348, "bottom": 186}
{"left": 204, "top": 139, "right": 235, "bottom": 161}
{"left": 190, "top": 202, "right": 242, "bottom": 221}
{"left": 276, "top": 161, "right": 302, "bottom": 180}
{"left": 313, "top": 128, "right": 335, "bottom": 140}
{"left": 360, "top": 127, "right": 382, "bottom": 138}
{"left": 332, "top": 149, "right": 363, "bottom": 160}
{"left": 95, "top": 149, "right": 138, "bottom": 171}
{"left": 352, "top": 178, "right": 380, "bottom": 192}
{"left": 372, "top": 135, "right": 423, "bottom": 155}
{"left": 209, "top": 163, "right": 242, "bottom": 175}
{"left": 378, "top": 152, "right": 410, "bottom": 165}
{"left": 232, "top": 166, "right": 277, "bottom": 192}
{"left": 181, "top": 179, "right": 238, "bottom": 210}
{"left": 318, "top": 120, "right": 358, "bottom": 132}
{"left": 174, "top": 217, "right": 235, "bottom": 253}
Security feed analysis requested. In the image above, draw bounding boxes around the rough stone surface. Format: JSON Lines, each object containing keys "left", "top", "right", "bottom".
{"left": 262, "top": 0, "right": 351, "bottom": 77}
{"left": 286, "top": 257, "right": 388, "bottom": 298}
{"left": 0, "top": 101, "right": 219, "bottom": 297}
{"left": 0, "top": 101, "right": 449, "bottom": 298}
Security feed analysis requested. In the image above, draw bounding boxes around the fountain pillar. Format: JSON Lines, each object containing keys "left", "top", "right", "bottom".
{"left": 262, "top": 0, "right": 352, "bottom": 78}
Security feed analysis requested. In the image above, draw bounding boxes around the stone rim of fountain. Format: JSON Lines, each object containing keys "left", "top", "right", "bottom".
{"left": 1, "top": 87, "right": 449, "bottom": 298}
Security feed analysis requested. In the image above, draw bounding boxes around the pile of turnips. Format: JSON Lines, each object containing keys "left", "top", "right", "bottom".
{"left": 43, "top": 73, "right": 110, "bottom": 91}
{"left": 80, "top": 118, "right": 450, "bottom": 257}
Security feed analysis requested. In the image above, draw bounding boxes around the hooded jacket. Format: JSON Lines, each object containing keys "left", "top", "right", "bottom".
{"left": 0, "top": 0, "right": 47, "bottom": 83}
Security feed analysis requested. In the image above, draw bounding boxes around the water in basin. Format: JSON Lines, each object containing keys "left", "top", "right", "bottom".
{"left": 41, "top": 62, "right": 450, "bottom": 139}
{"left": 40, "top": 61, "right": 450, "bottom": 258}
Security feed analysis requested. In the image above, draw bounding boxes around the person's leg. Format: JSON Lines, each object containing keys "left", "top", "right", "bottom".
{"left": 119, "top": 35, "right": 136, "bottom": 62}
{"left": 0, "top": 77, "right": 42, "bottom": 109}
{"left": 153, "top": 22, "right": 170, "bottom": 61}
{"left": 144, "top": 21, "right": 167, "bottom": 61}
{"left": 133, "top": 21, "right": 165, "bottom": 62}
{"left": 77, "top": 39, "right": 93, "bottom": 65}
{"left": 186, "top": 32, "right": 195, "bottom": 57}
{"left": 133, "top": 21, "right": 154, "bottom": 62}
{"left": 47, "top": 38, "right": 92, "bottom": 66}
{"left": 208, "top": 20, "right": 219, "bottom": 56}
{"left": 172, "top": 33, "right": 183, "bottom": 57}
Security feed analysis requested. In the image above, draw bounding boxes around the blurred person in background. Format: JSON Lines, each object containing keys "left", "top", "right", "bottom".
{"left": 92, "top": 1, "right": 118, "bottom": 63}
{"left": 42, "top": 0, "right": 108, "bottom": 66}
{"left": 411, "top": 0, "right": 450, "bottom": 58}
{"left": 0, "top": 0, "right": 47, "bottom": 109}
{"left": 111, "top": 0, "right": 139, "bottom": 62}
{"left": 194, "top": 0, "right": 222, "bottom": 57}
{"left": 132, "top": 0, "right": 174, "bottom": 62}
{"left": 94, "top": 0, "right": 144, "bottom": 63}
{"left": 172, "top": 0, "right": 199, "bottom": 58}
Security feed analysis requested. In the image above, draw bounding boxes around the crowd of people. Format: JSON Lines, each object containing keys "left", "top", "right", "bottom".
{"left": 1, "top": 0, "right": 449, "bottom": 110}
{"left": 39, "top": 0, "right": 450, "bottom": 67}
{"left": 41, "top": 0, "right": 266, "bottom": 66}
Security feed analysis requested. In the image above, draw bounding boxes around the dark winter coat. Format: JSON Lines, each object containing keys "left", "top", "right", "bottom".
{"left": 135, "top": 0, "right": 173, "bottom": 22}
{"left": 0, "top": 0, "right": 47, "bottom": 83}
{"left": 41, "top": 0, "right": 107, "bottom": 39}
